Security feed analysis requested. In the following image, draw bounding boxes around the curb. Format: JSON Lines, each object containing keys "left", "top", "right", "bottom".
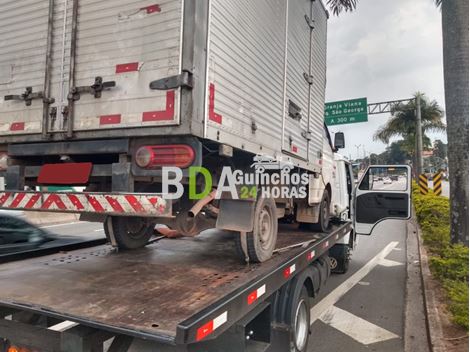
{"left": 413, "top": 216, "right": 446, "bottom": 352}
{"left": 405, "top": 220, "right": 431, "bottom": 352}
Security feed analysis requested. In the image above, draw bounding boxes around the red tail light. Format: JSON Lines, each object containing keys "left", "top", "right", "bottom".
{"left": 135, "top": 145, "right": 195, "bottom": 169}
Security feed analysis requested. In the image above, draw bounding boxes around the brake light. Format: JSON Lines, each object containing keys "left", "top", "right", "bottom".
{"left": 135, "top": 145, "right": 195, "bottom": 169}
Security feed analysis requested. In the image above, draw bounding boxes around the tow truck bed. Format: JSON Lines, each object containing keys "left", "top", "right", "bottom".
{"left": 0, "top": 222, "right": 351, "bottom": 346}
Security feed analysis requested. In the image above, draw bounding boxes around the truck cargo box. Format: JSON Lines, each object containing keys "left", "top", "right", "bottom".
{"left": 0, "top": 0, "right": 328, "bottom": 171}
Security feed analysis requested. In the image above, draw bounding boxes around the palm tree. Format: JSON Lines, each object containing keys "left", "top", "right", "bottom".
{"left": 440, "top": 0, "right": 469, "bottom": 246}
{"left": 374, "top": 93, "right": 445, "bottom": 145}
{"left": 373, "top": 93, "right": 445, "bottom": 176}
{"left": 327, "top": 0, "right": 469, "bottom": 246}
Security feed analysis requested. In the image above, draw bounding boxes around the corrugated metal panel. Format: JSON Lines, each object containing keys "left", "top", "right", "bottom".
{"left": 71, "top": 0, "right": 184, "bottom": 131}
{"left": 205, "top": 0, "right": 325, "bottom": 171}
{"left": 0, "top": 0, "right": 49, "bottom": 135}
{"left": 205, "top": 0, "right": 287, "bottom": 154}
{"left": 283, "top": 0, "right": 311, "bottom": 160}
{"left": 308, "top": 0, "right": 328, "bottom": 161}
{"left": 48, "top": 0, "right": 73, "bottom": 131}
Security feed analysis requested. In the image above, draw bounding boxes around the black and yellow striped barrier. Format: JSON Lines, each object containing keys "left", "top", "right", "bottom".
{"left": 433, "top": 172, "right": 443, "bottom": 196}
{"left": 419, "top": 174, "right": 428, "bottom": 195}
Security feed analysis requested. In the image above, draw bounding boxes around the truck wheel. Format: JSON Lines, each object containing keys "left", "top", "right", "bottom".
{"left": 310, "top": 191, "right": 330, "bottom": 232}
{"left": 235, "top": 197, "right": 278, "bottom": 263}
{"left": 289, "top": 287, "right": 311, "bottom": 352}
{"left": 329, "top": 244, "right": 350, "bottom": 274}
{"left": 106, "top": 216, "right": 154, "bottom": 249}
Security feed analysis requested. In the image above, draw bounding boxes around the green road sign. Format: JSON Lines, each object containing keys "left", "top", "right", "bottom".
{"left": 325, "top": 97, "right": 368, "bottom": 126}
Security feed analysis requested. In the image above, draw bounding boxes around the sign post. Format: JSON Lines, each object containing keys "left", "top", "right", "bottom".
{"left": 325, "top": 98, "right": 368, "bottom": 126}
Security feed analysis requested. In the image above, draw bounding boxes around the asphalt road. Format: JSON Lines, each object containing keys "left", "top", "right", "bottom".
{"left": 41, "top": 220, "right": 104, "bottom": 239}
{"left": 308, "top": 219, "right": 409, "bottom": 352}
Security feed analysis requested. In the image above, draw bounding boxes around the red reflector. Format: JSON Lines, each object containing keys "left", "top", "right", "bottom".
{"left": 196, "top": 320, "right": 214, "bottom": 341}
{"left": 208, "top": 84, "right": 223, "bottom": 124}
{"left": 38, "top": 163, "right": 93, "bottom": 185}
{"left": 10, "top": 122, "right": 25, "bottom": 131}
{"left": 247, "top": 284, "right": 266, "bottom": 305}
{"left": 283, "top": 264, "right": 296, "bottom": 278}
{"left": 142, "top": 90, "right": 175, "bottom": 122}
{"left": 141, "top": 4, "right": 161, "bottom": 13}
{"left": 196, "top": 311, "right": 228, "bottom": 341}
{"left": 135, "top": 145, "right": 195, "bottom": 169}
{"left": 116, "top": 62, "right": 139, "bottom": 73}
{"left": 100, "top": 114, "right": 121, "bottom": 125}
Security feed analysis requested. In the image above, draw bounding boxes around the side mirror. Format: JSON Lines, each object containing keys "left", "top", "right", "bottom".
{"left": 334, "top": 132, "right": 345, "bottom": 149}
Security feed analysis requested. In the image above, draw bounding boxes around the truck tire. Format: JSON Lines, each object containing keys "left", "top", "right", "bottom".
{"left": 289, "top": 287, "right": 311, "bottom": 352}
{"left": 310, "top": 191, "right": 330, "bottom": 232}
{"left": 235, "top": 197, "right": 278, "bottom": 263}
{"left": 329, "top": 244, "right": 350, "bottom": 274}
{"left": 106, "top": 216, "right": 154, "bottom": 249}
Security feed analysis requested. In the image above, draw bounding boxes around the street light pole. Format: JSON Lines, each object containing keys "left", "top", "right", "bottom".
{"left": 416, "top": 95, "right": 424, "bottom": 180}
{"left": 355, "top": 144, "right": 362, "bottom": 160}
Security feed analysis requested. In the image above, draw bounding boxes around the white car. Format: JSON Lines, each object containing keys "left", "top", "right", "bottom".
{"left": 383, "top": 177, "right": 393, "bottom": 184}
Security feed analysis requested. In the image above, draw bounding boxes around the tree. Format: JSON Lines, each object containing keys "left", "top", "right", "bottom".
{"left": 433, "top": 139, "right": 447, "bottom": 159}
{"left": 373, "top": 93, "right": 445, "bottom": 174}
{"left": 387, "top": 141, "right": 409, "bottom": 164}
{"left": 327, "top": 0, "right": 468, "bottom": 246}
{"left": 440, "top": 0, "right": 469, "bottom": 246}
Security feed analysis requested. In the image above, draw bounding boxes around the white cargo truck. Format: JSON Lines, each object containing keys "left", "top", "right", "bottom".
{"left": 0, "top": 0, "right": 349, "bottom": 262}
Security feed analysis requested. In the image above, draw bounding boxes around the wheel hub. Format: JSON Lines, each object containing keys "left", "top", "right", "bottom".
{"left": 294, "top": 299, "right": 309, "bottom": 350}
{"left": 258, "top": 208, "right": 273, "bottom": 249}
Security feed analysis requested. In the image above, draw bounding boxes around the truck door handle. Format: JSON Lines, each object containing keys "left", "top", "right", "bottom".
{"left": 4, "top": 87, "right": 54, "bottom": 106}
{"left": 68, "top": 76, "right": 116, "bottom": 101}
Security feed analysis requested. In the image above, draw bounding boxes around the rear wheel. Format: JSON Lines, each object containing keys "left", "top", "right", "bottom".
{"left": 105, "top": 216, "right": 154, "bottom": 249}
{"left": 289, "top": 287, "right": 311, "bottom": 352}
{"left": 329, "top": 244, "right": 350, "bottom": 274}
{"left": 310, "top": 191, "right": 330, "bottom": 232}
{"left": 235, "top": 197, "right": 278, "bottom": 263}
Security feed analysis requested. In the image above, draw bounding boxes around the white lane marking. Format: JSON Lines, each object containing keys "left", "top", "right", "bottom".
{"left": 379, "top": 258, "right": 404, "bottom": 267}
{"left": 311, "top": 241, "right": 399, "bottom": 323}
{"left": 94, "top": 229, "right": 104, "bottom": 232}
{"left": 40, "top": 222, "right": 81, "bottom": 229}
{"left": 320, "top": 306, "right": 399, "bottom": 345}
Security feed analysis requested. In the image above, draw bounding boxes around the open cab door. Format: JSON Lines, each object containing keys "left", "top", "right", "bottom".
{"left": 354, "top": 165, "right": 412, "bottom": 235}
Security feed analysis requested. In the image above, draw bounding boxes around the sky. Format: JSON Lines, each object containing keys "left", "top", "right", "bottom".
{"left": 325, "top": 0, "right": 447, "bottom": 160}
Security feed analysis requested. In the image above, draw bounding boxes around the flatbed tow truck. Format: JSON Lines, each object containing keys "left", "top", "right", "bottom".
{"left": 0, "top": 222, "right": 350, "bottom": 352}
{"left": 0, "top": 164, "right": 412, "bottom": 352}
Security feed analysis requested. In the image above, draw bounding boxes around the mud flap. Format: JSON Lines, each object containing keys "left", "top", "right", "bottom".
{"left": 216, "top": 199, "right": 255, "bottom": 232}
{"left": 105, "top": 216, "right": 118, "bottom": 247}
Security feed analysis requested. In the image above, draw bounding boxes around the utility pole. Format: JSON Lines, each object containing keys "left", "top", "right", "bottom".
{"left": 355, "top": 144, "right": 362, "bottom": 160}
{"left": 416, "top": 95, "right": 424, "bottom": 180}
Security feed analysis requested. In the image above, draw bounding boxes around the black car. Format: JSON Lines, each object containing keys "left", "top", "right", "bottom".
{"left": 0, "top": 212, "right": 53, "bottom": 254}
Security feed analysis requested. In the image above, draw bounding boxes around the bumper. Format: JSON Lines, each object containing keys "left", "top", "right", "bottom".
{"left": 0, "top": 191, "right": 172, "bottom": 218}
